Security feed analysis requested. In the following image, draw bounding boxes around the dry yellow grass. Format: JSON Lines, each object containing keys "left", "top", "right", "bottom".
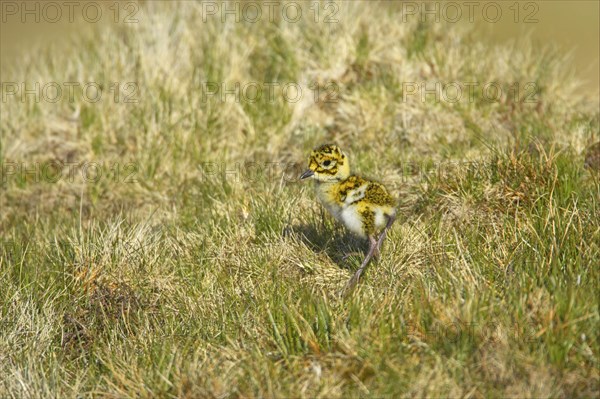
{"left": 1, "top": 2, "right": 598, "bottom": 398}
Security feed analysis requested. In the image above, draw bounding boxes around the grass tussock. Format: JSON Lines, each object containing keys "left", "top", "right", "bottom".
{"left": 1, "top": 1, "right": 599, "bottom": 397}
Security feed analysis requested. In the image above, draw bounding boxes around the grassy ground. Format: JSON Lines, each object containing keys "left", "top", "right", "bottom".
{"left": 1, "top": 2, "right": 599, "bottom": 397}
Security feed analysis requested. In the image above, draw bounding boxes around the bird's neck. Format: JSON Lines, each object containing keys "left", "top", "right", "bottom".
{"left": 315, "top": 176, "right": 348, "bottom": 201}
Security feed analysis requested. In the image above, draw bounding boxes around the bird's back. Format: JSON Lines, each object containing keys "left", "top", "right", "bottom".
{"left": 316, "top": 175, "right": 396, "bottom": 237}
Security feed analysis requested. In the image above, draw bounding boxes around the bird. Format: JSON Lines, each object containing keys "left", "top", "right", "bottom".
{"left": 300, "top": 144, "right": 397, "bottom": 289}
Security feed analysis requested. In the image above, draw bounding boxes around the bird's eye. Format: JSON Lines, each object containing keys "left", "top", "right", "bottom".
{"left": 323, "top": 160, "right": 331, "bottom": 166}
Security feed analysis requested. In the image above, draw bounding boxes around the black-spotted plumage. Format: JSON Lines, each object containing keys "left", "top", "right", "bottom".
{"left": 300, "top": 144, "right": 398, "bottom": 289}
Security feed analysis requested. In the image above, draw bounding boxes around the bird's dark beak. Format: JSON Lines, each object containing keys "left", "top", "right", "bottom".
{"left": 300, "top": 169, "right": 314, "bottom": 180}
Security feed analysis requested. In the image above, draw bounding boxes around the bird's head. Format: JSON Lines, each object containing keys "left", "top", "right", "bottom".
{"left": 300, "top": 144, "right": 350, "bottom": 182}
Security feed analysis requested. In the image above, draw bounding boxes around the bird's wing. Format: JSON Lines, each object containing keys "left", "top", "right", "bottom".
{"left": 343, "top": 184, "right": 368, "bottom": 204}
{"left": 338, "top": 176, "right": 368, "bottom": 204}
{"left": 364, "top": 182, "right": 396, "bottom": 206}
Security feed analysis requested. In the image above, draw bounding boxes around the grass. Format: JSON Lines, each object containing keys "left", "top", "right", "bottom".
{"left": 1, "top": 1, "right": 599, "bottom": 397}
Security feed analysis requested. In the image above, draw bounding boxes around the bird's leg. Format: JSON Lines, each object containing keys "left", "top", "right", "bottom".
{"left": 375, "top": 214, "right": 396, "bottom": 256}
{"left": 372, "top": 246, "right": 380, "bottom": 260}
{"left": 373, "top": 240, "right": 381, "bottom": 259}
{"left": 342, "top": 237, "right": 373, "bottom": 262}
{"left": 345, "top": 235, "right": 378, "bottom": 291}
{"left": 343, "top": 214, "right": 397, "bottom": 295}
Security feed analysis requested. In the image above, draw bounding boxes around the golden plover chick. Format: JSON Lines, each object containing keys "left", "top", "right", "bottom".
{"left": 300, "top": 144, "right": 396, "bottom": 288}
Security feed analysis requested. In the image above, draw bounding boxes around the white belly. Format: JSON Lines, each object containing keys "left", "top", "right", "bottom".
{"left": 340, "top": 205, "right": 365, "bottom": 237}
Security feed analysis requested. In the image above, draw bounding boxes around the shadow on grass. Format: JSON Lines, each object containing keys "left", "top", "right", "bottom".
{"left": 285, "top": 222, "right": 369, "bottom": 271}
